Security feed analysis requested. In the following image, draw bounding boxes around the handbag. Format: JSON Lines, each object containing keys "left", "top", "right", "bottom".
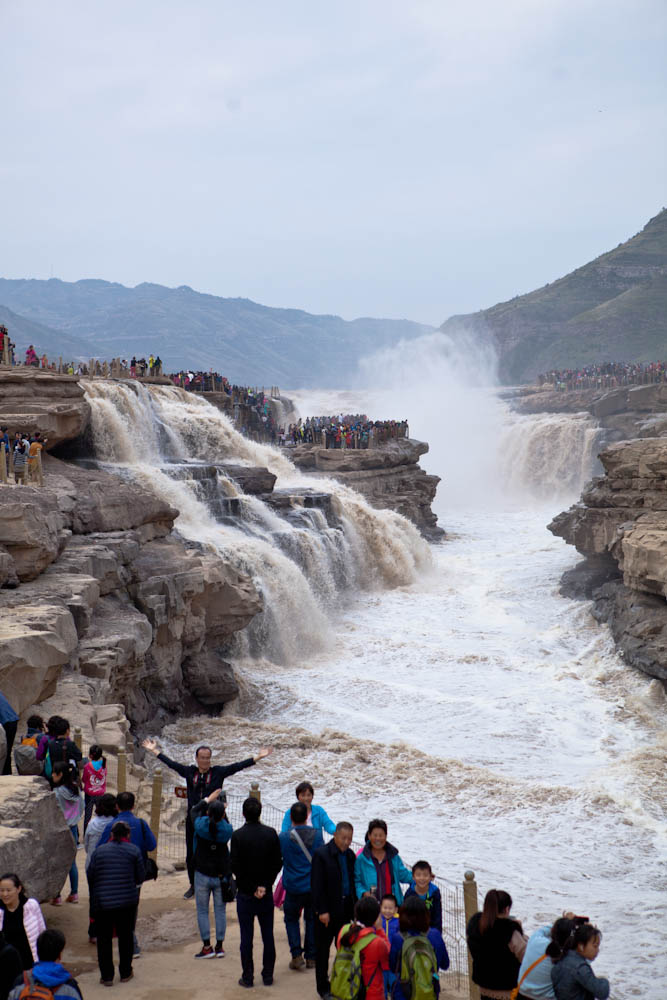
{"left": 144, "top": 857, "right": 159, "bottom": 881}
{"left": 510, "top": 954, "right": 546, "bottom": 1000}
{"left": 219, "top": 873, "right": 237, "bottom": 903}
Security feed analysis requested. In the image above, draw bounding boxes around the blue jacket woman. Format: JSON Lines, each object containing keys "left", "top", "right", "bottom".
{"left": 354, "top": 820, "right": 413, "bottom": 905}
{"left": 280, "top": 781, "right": 335, "bottom": 834}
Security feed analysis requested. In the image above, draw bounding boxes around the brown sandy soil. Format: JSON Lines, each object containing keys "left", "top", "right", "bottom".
{"left": 44, "top": 868, "right": 467, "bottom": 1000}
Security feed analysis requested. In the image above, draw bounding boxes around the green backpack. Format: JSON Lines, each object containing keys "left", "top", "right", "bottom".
{"left": 393, "top": 933, "right": 439, "bottom": 1000}
{"left": 330, "top": 927, "right": 377, "bottom": 1000}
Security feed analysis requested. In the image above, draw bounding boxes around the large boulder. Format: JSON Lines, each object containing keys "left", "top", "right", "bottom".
{"left": 0, "top": 602, "right": 79, "bottom": 713}
{"left": 0, "top": 776, "right": 76, "bottom": 901}
{"left": 0, "top": 370, "right": 90, "bottom": 448}
{"left": 0, "top": 486, "right": 67, "bottom": 581}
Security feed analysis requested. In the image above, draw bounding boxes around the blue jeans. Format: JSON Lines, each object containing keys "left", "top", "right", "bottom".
{"left": 194, "top": 871, "right": 227, "bottom": 944}
{"left": 68, "top": 825, "right": 79, "bottom": 895}
{"left": 283, "top": 890, "right": 315, "bottom": 959}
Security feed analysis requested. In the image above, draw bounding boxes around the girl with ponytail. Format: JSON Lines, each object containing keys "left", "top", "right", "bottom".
{"left": 466, "top": 889, "right": 528, "bottom": 999}
{"left": 551, "top": 924, "right": 609, "bottom": 1000}
{"left": 190, "top": 787, "right": 233, "bottom": 959}
{"left": 334, "top": 896, "right": 389, "bottom": 1000}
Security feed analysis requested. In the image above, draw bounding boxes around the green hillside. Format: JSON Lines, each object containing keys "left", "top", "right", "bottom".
{"left": 441, "top": 208, "right": 667, "bottom": 383}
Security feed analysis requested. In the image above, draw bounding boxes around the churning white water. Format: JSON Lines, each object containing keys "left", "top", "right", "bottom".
{"left": 83, "top": 364, "right": 667, "bottom": 997}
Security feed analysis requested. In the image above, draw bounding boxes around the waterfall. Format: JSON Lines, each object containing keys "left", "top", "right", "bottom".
{"left": 82, "top": 381, "right": 431, "bottom": 664}
{"left": 497, "top": 410, "right": 601, "bottom": 499}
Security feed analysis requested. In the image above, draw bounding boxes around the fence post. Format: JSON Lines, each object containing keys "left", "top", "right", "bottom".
{"left": 0, "top": 443, "right": 6, "bottom": 484}
{"left": 117, "top": 745, "right": 127, "bottom": 794}
{"left": 463, "top": 871, "right": 480, "bottom": 1000}
{"left": 249, "top": 781, "right": 261, "bottom": 802}
{"left": 58, "top": 356, "right": 63, "bottom": 374}
{"left": 149, "top": 767, "right": 163, "bottom": 856}
{"left": 73, "top": 726, "right": 83, "bottom": 752}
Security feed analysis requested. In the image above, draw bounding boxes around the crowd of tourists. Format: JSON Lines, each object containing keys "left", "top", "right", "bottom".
{"left": 0, "top": 692, "right": 612, "bottom": 1000}
{"left": 286, "top": 415, "right": 409, "bottom": 449}
{"left": 0, "top": 427, "right": 47, "bottom": 486}
{"left": 538, "top": 360, "right": 667, "bottom": 390}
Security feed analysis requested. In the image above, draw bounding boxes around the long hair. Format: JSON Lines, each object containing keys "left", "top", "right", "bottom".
{"left": 545, "top": 918, "right": 576, "bottom": 960}
{"left": 51, "top": 761, "right": 80, "bottom": 794}
{"left": 550, "top": 923, "right": 601, "bottom": 964}
{"left": 479, "top": 889, "right": 513, "bottom": 934}
{"left": 339, "top": 895, "right": 380, "bottom": 948}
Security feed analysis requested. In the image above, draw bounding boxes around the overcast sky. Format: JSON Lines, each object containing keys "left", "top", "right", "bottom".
{"left": 2, "top": 1, "right": 665, "bottom": 325}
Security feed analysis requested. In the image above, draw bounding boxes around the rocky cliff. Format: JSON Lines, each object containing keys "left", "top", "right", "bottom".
{"left": 290, "top": 439, "right": 443, "bottom": 540}
{"left": 549, "top": 438, "right": 667, "bottom": 682}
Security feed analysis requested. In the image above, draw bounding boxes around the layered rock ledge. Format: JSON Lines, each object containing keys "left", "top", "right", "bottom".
{"left": 290, "top": 439, "right": 443, "bottom": 540}
{"left": 549, "top": 437, "right": 667, "bottom": 682}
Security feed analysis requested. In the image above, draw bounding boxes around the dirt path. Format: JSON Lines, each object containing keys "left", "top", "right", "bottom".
{"left": 46, "top": 869, "right": 467, "bottom": 1000}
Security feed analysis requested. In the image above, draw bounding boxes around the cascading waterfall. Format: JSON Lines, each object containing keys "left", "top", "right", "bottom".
{"left": 497, "top": 410, "right": 601, "bottom": 498}
{"left": 83, "top": 381, "right": 431, "bottom": 663}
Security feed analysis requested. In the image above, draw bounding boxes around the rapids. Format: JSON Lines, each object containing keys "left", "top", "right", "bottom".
{"left": 82, "top": 379, "right": 667, "bottom": 997}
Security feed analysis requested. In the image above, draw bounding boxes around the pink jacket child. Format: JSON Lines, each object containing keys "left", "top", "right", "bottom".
{"left": 82, "top": 746, "right": 107, "bottom": 832}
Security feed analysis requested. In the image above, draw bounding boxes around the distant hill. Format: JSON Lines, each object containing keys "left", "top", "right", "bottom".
{"left": 0, "top": 278, "right": 433, "bottom": 387}
{"left": 440, "top": 208, "right": 667, "bottom": 384}
{"left": 0, "top": 304, "right": 95, "bottom": 361}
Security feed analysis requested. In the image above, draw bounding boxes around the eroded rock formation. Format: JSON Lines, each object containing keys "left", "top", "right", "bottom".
{"left": 549, "top": 438, "right": 667, "bottom": 681}
{"left": 290, "top": 439, "right": 443, "bottom": 540}
{"left": 0, "top": 369, "right": 90, "bottom": 447}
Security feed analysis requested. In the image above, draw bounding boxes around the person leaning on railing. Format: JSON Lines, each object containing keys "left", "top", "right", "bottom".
{"left": 142, "top": 738, "right": 273, "bottom": 899}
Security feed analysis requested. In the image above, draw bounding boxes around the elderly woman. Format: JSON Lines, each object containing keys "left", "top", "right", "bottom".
{"left": 354, "top": 819, "right": 413, "bottom": 905}
{"left": 280, "top": 781, "right": 335, "bottom": 834}
{"left": 0, "top": 874, "right": 46, "bottom": 970}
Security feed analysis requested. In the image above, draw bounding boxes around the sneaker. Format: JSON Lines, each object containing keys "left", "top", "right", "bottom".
{"left": 289, "top": 955, "right": 305, "bottom": 970}
{"left": 51, "top": 896, "right": 63, "bottom": 906}
{"left": 194, "top": 945, "right": 215, "bottom": 959}
{"left": 66, "top": 893, "right": 79, "bottom": 904}
{"left": 183, "top": 886, "right": 195, "bottom": 899}
{"left": 238, "top": 977, "right": 253, "bottom": 989}
{"left": 214, "top": 943, "right": 225, "bottom": 958}
{"left": 306, "top": 959, "right": 316, "bottom": 969}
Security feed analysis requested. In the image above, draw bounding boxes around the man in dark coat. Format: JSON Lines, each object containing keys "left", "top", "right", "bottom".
{"left": 143, "top": 737, "right": 272, "bottom": 897}
{"left": 311, "top": 821, "right": 357, "bottom": 998}
{"left": 230, "top": 797, "right": 282, "bottom": 988}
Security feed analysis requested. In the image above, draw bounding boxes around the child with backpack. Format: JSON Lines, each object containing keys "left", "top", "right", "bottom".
{"left": 404, "top": 861, "right": 443, "bottom": 933}
{"left": 389, "top": 896, "right": 449, "bottom": 1000}
{"left": 82, "top": 745, "right": 107, "bottom": 832}
{"left": 8, "top": 928, "right": 83, "bottom": 1000}
{"left": 332, "top": 895, "right": 389, "bottom": 1000}
{"left": 50, "top": 763, "right": 84, "bottom": 906}
{"left": 37, "top": 717, "right": 82, "bottom": 783}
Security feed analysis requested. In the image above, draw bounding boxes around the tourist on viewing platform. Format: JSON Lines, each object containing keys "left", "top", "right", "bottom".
{"left": 142, "top": 738, "right": 273, "bottom": 898}
{"left": 27, "top": 432, "right": 46, "bottom": 485}
{"left": 50, "top": 762, "right": 84, "bottom": 906}
{"left": 1, "top": 427, "right": 9, "bottom": 474}
{"left": 8, "top": 928, "right": 84, "bottom": 1000}
{"left": 88, "top": 820, "right": 145, "bottom": 986}
{"left": 189, "top": 786, "right": 233, "bottom": 959}
{"left": 24, "top": 345, "right": 38, "bottom": 367}
{"left": 12, "top": 442, "right": 27, "bottom": 486}
{"left": 404, "top": 860, "right": 443, "bottom": 932}
{"left": 332, "top": 895, "right": 389, "bottom": 1000}
{"left": 0, "top": 874, "right": 46, "bottom": 971}
{"left": 0, "top": 692, "right": 19, "bottom": 775}
{"left": 278, "top": 800, "right": 324, "bottom": 971}
{"left": 550, "top": 923, "right": 609, "bottom": 1000}
{"left": 466, "top": 888, "right": 528, "bottom": 1000}
{"left": 389, "top": 895, "right": 449, "bottom": 1000}
{"left": 354, "top": 819, "right": 413, "bottom": 905}
{"left": 514, "top": 913, "right": 578, "bottom": 1000}
{"left": 81, "top": 744, "right": 107, "bottom": 831}
{"left": 230, "top": 796, "right": 283, "bottom": 988}
{"left": 311, "top": 821, "right": 357, "bottom": 999}
{"left": 37, "top": 716, "right": 83, "bottom": 779}
{"left": 280, "top": 781, "right": 336, "bottom": 834}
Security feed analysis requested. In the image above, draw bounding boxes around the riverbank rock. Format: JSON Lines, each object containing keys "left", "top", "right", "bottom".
{"left": 0, "top": 369, "right": 90, "bottom": 448}
{"left": 550, "top": 437, "right": 667, "bottom": 682}
{"left": 0, "top": 776, "right": 76, "bottom": 901}
{"left": 291, "top": 439, "right": 443, "bottom": 539}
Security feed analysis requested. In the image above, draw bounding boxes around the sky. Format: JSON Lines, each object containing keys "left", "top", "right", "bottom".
{"left": 1, "top": 0, "right": 666, "bottom": 325}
